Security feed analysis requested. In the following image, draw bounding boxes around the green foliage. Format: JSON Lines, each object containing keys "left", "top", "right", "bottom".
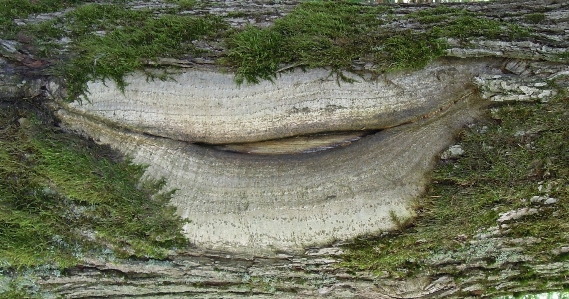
{"left": 409, "top": 5, "right": 466, "bottom": 24}
{"left": 412, "top": 6, "right": 532, "bottom": 40}
{"left": 56, "top": 3, "right": 228, "bottom": 99}
{"left": 3, "top": 1, "right": 536, "bottom": 94}
{"left": 342, "top": 94, "right": 569, "bottom": 282}
{"left": 11, "top": 2, "right": 227, "bottom": 100}
{"left": 167, "top": 0, "right": 196, "bottom": 10}
{"left": 525, "top": 13, "right": 546, "bottom": 24}
{"left": 225, "top": 2, "right": 532, "bottom": 84}
{"left": 0, "top": 0, "right": 81, "bottom": 36}
{"left": 0, "top": 106, "right": 188, "bottom": 269}
{"left": 224, "top": 1, "right": 389, "bottom": 85}
{"left": 224, "top": 25, "right": 286, "bottom": 84}
{"left": 375, "top": 32, "right": 446, "bottom": 71}
{"left": 557, "top": 51, "right": 569, "bottom": 62}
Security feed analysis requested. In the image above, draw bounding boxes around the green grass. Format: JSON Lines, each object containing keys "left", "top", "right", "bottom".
{"left": 0, "top": 104, "right": 188, "bottom": 269}
{"left": 53, "top": 3, "right": 227, "bottom": 99}
{"left": 224, "top": 1, "right": 390, "bottom": 84}
{"left": 0, "top": 0, "right": 82, "bottom": 36}
{"left": 3, "top": 1, "right": 535, "bottom": 97}
{"left": 525, "top": 13, "right": 546, "bottom": 24}
{"left": 223, "top": 2, "right": 532, "bottom": 85}
{"left": 341, "top": 93, "right": 569, "bottom": 285}
{"left": 8, "top": 2, "right": 228, "bottom": 100}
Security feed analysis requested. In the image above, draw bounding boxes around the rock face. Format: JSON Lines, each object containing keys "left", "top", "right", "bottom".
{"left": 56, "top": 58, "right": 497, "bottom": 253}
{"left": 62, "top": 59, "right": 496, "bottom": 144}
{"left": 1, "top": 0, "right": 568, "bottom": 297}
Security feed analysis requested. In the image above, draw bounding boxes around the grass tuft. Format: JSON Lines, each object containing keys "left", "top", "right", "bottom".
{"left": 0, "top": 104, "right": 188, "bottom": 269}
{"left": 224, "top": 2, "right": 532, "bottom": 85}
{"left": 342, "top": 93, "right": 569, "bottom": 285}
{"left": 58, "top": 3, "right": 228, "bottom": 99}
{"left": 524, "top": 13, "right": 546, "bottom": 24}
{"left": 223, "top": 1, "right": 388, "bottom": 85}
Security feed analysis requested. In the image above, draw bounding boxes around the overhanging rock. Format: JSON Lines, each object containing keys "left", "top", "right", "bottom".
{"left": 53, "top": 57, "right": 564, "bottom": 253}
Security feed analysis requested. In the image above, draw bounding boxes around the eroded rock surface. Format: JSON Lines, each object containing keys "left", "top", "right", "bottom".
{"left": 54, "top": 57, "right": 506, "bottom": 253}
{"left": 53, "top": 55, "right": 569, "bottom": 253}
{"left": 61, "top": 59, "right": 498, "bottom": 144}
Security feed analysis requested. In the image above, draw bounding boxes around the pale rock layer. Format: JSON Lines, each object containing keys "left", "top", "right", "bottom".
{"left": 55, "top": 58, "right": 496, "bottom": 253}
{"left": 62, "top": 58, "right": 501, "bottom": 144}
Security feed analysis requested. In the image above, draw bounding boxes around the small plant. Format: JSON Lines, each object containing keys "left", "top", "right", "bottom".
{"left": 0, "top": 105, "right": 188, "bottom": 269}
{"left": 524, "top": 13, "right": 546, "bottom": 24}
{"left": 224, "top": 2, "right": 533, "bottom": 85}
{"left": 342, "top": 93, "right": 569, "bottom": 292}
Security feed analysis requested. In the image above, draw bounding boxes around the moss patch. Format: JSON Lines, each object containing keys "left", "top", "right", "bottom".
{"left": 4, "top": 1, "right": 534, "bottom": 97}
{"left": 0, "top": 103, "right": 188, "bottom": 270}
{"left": 38, "top": 3, "right": 227, "bottom": 99}
{"left": 0, "top": 0, "right": 81, "bottom": 36}
{"left": 341, "top": 93, "right": 569, "bottom": 291}
{"left": 223, "top": 2, "right": 531, "bottom": 85}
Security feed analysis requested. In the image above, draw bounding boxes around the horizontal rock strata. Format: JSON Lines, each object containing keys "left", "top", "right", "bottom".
{"left": 60, "top": 59, "right": 500, "bottom": 144}
{"left": 55, "top": 58, "right": 500, "bottom": 253}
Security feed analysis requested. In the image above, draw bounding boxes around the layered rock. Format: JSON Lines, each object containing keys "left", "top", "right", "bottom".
{"left": 54, "top": 57, "right": 504, "bottom": 253}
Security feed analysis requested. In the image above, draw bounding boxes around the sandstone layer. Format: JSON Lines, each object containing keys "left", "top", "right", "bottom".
{"left": 61, "top": 59, "right": 498, "bottom": 144}
{"left": 56, "top": 58, "right": 504, "bottom": 253}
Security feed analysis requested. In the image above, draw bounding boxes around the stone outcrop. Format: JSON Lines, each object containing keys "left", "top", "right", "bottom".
{"left": 59, "top": 59, "right": 494, "bottom": 144}
{"left": 54, "top": 58, "right": 494, "bottom": 253}
{"left": 1, "top": 0, "right": 568, "bottom": 298}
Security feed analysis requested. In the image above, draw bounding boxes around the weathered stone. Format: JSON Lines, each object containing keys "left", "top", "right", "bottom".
{"left": 440, "top": 144, "right": 465, "bottom": 160}
{"left": 55, "top": 59, "right": 492, "bottom": 253}
{"left": 497, "top": 208, "right": 540, "bottom": 224}
{"left": 59, "top": 59, "right": 499, "bottom": 144}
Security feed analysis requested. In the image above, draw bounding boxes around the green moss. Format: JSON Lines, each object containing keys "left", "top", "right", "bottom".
{"left": 167, "top": 0, "right": 196, "bottom": 10}
{"left": 557, "top": 51, "right": 569, "bottom": 62}
{"left": 342, "top": 94, "right": 569, "bottom": 283}
{"left": 4, "top": 1, "right": 535, "bottom": 96}
{"left": 524, "top": 13, "right": 546, "bottom": 24}
{"left": 0, "top": 105, "right": 188, "bottom": 269}
{"left": 224, "top": 2, "right": 532, "bottom": 85}
{"left": 57, "top": 3, "right": 228, "bottom": 99}
{"left": 13, "top": 2, "right": 228, "bottom": 100}
{"left": 223, "top": 1, "right": 389, "bottom": 85}
{"left": 0, "top": 0, "right": 81, "bottom": 36}
{"left": 408, "top": 5, "right": 467, "bottom": 24}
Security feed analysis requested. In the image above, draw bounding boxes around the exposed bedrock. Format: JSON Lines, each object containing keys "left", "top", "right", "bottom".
{"left": 60, "top": 58, "right": 500, "bottom": 144}
{"left": 53, "top": 57, "right": 565, "bottom": 253}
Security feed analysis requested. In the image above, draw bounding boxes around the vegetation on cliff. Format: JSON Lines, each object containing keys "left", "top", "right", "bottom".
{"left": 2, "top": 0, "right": 536, "bottom": 98}
{"left": 0, "top": 103, "right": 187, "bottom": 270}
{"left": 342, "top": 92, "right": 569, "bottom": 294}
{"left": 1, "top": 0, "right": 568, "bottom": 297}
{"left": 224, "top": 2, "right": 530, "bottom": 84}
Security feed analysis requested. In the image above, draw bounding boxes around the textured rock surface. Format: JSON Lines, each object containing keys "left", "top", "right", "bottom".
{"left": 56, "top": 84, "right": 484, "bottom": 253}
{"left": 1, "top": 0, "right": 568, "bottom": 297}
{"left": 61, "top": 59, "right": 498, "bottom": 144}
{"left": 53, "top": 55, "right": 568, "bottom": 253}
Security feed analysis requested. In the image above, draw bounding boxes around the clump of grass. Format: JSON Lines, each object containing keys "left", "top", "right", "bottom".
{"left": 524, "top": 13, "right": 546, "bottom": 24}
{"left": 12, "top": 2, "right": 228, "bottom": 100}
{"left": 7, "top": 1, "right": 534, "bottom": 97}
{"left": 0, "top": 0, "right": 81, "bottom": 36}
{"left": 410, "top": 6, "right": 531, "bottom": 40}
{"left": 224, "top": 2, "right": 532, "bottom": 85}
{"left": 167, "top": 0, "right": 196, "bottom": 10}
{"left": 224, "top": 1, "right": 389, "bottom": 84}
{"left": 557, "top": 51, "right": 569, "bottom": 62}
{"left": 57, "top": 3, "right": 228, "bottom": 99}
{"left": 341, "top": 94, "right": 569, "bottom": 283}
{"left": 0, "top": 104, "right": 188, "bottom": 269}
{"left": 409, "top": 5, "right": 466, "bottom": 24}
